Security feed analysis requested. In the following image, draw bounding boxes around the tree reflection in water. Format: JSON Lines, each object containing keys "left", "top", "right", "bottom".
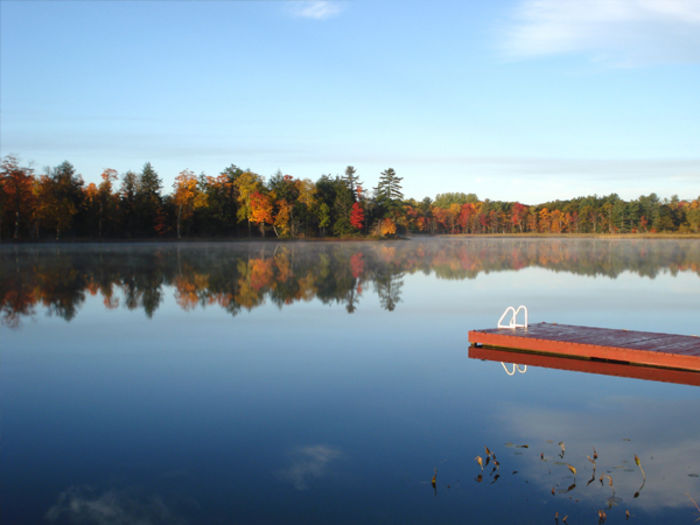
{"left": 1, "top": 238, "right": 699, "bottom": 327}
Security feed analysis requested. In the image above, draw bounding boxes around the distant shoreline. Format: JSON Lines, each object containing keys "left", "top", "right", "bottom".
{"left": 2, "top": 232, "right": 699, "bottom": 245}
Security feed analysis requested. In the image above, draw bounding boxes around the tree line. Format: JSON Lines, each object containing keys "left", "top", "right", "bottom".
{"left": 1, "top": 155, "right": 698, "bottom": 241}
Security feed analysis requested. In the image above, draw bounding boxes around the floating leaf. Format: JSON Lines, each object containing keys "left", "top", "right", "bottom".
{"left": 634, "top": 454, "right": 646, "bottom": 481}
{"left": 567, "top": 464, "right": 577, "bottom": 477}
{"left": 685, "top": 492, "right": 700, "bottom": 514}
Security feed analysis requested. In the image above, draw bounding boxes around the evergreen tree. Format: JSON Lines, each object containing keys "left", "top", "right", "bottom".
{"left": 375, "top": 168, "right": 403, "bottom": 202}
{"left": 136, "top": 162, "right": 162, "bottom": 235}
{"left": 344, "top": 165, "right": 361, "bottom": 200}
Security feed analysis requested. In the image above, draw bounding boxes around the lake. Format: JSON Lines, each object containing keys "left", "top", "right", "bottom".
{"left": 1, "top": 238, "right": 699, "bottom": 524}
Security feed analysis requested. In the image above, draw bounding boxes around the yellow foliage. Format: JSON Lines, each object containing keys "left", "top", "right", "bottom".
{"left": 379, "top": 217, "right": 397, "bottom": 237}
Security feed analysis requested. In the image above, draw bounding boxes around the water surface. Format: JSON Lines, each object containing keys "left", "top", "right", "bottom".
{"left": 2, "top": 238, "right": 699, "bottom": 524}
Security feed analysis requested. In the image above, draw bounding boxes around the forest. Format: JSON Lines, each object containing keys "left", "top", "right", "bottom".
{"left": 1, "top": 155, "right": 699, "bottom": 240}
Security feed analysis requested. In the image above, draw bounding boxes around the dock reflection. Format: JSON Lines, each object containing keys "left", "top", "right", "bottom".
{"left": 468, "top": 345, "right": 700, "bottom": 387}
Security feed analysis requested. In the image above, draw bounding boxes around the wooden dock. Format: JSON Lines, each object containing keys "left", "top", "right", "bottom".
{"left": 468, "top": 322, "right": 700, "bottom": 373}
{"left": 468, "top": 346, "right": 700, "bottom": 387}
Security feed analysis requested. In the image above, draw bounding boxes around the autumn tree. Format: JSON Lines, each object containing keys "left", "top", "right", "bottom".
{"left": 41, "top": 161, "right": 84, "bottom": 239}
{"left": 173, "top": 169, "right": 208, "bottom": 238}
{"left": 350, "top": 201, "right": 364, "bottom": 231}
{"left": 378, "top": 217, "right": 397, "bottom": 237}
{"left": 273, "top": 199, "right": 293, "bottom": 238}
{"left": 234, "top": 171, "right": 264, "bottom": 236}
{"left": 510, "top": 202, "right": 528, "bottom": 233}
{"left": 269, "top": 172, "right": 300, "bottom": 237}
{"left": 249, "top": 190, "right": 274, "bottom": 237}
{"left": 0, "top": 155, "right": 35, "bottom": 240}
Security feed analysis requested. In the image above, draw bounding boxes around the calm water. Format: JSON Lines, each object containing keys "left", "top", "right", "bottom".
{"left": 2, "top": 238, "right": 699, "bottom": 524}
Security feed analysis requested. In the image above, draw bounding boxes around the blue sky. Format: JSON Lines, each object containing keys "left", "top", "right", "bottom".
{"left": 1, "top": 0, "right": 698, "bottom": 203}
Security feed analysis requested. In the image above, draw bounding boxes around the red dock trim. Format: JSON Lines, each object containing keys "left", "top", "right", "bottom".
{"left": 468, "top": 322, "right": 700, "bottom": 372}
{"left": 468, "top": 346, "right": 700, "bottom": 387}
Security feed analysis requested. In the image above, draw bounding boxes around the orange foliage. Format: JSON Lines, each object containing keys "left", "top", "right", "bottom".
{"left": 250, "top": 191, "right": 274, "bottom": 226}
{"left": 274, "top": 199, "right": 292, "bottom": 238}
{"left": 379, "top": 217, "right": 396, "bottom": 237}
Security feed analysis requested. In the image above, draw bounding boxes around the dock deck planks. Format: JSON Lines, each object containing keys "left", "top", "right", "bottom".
{"left": 468, "top": 322, "right": 700, "bottom": 372}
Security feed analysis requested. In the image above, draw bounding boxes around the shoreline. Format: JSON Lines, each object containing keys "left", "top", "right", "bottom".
{"left": 1, "top": 232, "right": 699, "bottom": 245}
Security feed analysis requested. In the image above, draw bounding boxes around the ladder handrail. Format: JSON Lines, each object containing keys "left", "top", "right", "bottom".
{"left": 497, "top": 305, "right": 528, "bottom": 329}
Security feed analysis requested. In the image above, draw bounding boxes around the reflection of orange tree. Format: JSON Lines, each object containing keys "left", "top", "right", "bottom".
{"left": 0, "top": 284, "right": 37, "bottom": 328}
{"left": 234, "top": 259, "right": 273, "bottom": 310}
{"left": 174, "top": 271, "right": 209, "bottom": 310}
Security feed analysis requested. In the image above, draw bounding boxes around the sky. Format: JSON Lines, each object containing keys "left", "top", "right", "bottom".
{"left": 1, "top": 0, "right": 699, "bottom": 203}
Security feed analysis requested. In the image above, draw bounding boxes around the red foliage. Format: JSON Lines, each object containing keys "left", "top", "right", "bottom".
{"left": 350, "top": 202, "right": 364, "bottom": 230}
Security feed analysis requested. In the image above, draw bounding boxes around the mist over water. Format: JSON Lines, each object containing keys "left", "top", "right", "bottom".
{"left": 2, "top": 238, "right": 699, "bottom": 524}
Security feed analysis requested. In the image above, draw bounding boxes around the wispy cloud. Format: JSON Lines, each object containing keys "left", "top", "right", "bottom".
{"left": 502, "top": 0, "right": 700, "bottom": 65}
{"left": 288, "top": 1, "right": 344, "bottom": 20}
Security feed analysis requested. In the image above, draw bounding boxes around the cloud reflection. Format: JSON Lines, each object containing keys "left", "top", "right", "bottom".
{"left": 45, "top": 486, "right": 184, "bottom": 525}
{"left": 277, "top": 444, "right": 342, "bottom": 490}
{"left": 496, "top": 397, "right": 700, "bottom": 511}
